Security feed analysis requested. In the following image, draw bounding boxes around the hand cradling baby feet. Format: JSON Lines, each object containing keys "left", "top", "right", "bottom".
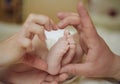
{"left": 3, "top": 30, "right": 77, "bottom": 84}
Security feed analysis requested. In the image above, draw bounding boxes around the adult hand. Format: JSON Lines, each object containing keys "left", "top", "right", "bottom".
{"left": 4, "top": 63, "right": 68, "bottom": 84}
{"left": 57, "top": 2, "right": 120, "bottom": 79}
{"left": 0, "top": 14, "right": 57, "bottom": 71}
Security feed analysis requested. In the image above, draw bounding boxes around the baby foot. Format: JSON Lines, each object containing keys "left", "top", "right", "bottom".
{"left": 47, "top": 31, "right": 69, "bottom": 75}
{"left": 62, "top": 30, "right": 76, "bottom": 66}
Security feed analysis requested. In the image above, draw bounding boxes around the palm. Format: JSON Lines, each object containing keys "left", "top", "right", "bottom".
{"left": 6, "top": 65, "right": 47, "bottom": 84}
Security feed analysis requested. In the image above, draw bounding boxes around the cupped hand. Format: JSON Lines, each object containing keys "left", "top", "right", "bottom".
{"left": 57, "top": 2, "right": 118, "bottom": 78}
{"left": 0, "top": 14, "right": 57, "bottom": 71}
{"left": 4, "top": 63, "right": 68, "bottom": 84}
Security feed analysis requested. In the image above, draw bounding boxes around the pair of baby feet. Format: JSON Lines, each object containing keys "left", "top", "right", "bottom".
{"left": 46, "top": 30, "right": 76, "bottom": 75}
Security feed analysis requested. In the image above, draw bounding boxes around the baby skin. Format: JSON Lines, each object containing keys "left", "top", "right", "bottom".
{"left": 46, "top": 30, "right": 76, "bottom": 75}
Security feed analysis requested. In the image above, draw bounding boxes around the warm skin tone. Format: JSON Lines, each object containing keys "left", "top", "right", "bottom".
{"left": 47, "top": 30, "right": 76, "bottom": 75}
{"left": 1, "top": 1, "right": 120, "bottom": 83}
{"left": 0, "top": 13, "right": 78, "bottom": 83}
{"left": 56, "top": 2, "right": 120, "bottom": 80}
{"left": 4, "top": 30, "right": 76, "bottom": 84}
{"left": 0, "top": 14, "right": 67, "bottom": 83}
{"left": 0, "top": 14, "right": 57, "bottom": 70}
{"left": 5, "top": 63, "right": 69, "bottom": 84}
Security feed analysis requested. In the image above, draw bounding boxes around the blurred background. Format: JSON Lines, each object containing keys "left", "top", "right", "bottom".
{"left": 0, "top": 0, "right": 120, "bottom": 55}
{"left": 0, "top": 0, "right": 80, "bottom": 23}
{"left": 0, "top": 0, "right": 79, "bottom": 40}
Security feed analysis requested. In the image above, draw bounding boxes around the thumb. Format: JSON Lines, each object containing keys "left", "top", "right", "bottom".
{"left": 60, "top": 63, "right": 90, "bottom": 76}
{"left": 77, "top": 2, "right": 97, "bottom": 38}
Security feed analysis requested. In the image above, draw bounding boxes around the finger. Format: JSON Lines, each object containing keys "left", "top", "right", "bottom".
{"left": 77, "top": 2, "right": 93, "bottom": 28}
{"left": 18, "top": 37, "right": 33, "bottom": 52}
{"left": 22, "top": 23, "right": 46, "bottom": 41}
{"left": 60, "top": 63, "right": 91, "bottom": 76}
{"left": 22, "top": 55, "right": 47, "bottom": 71}
{"left": 29, "top": 24, "right": 46, "bottom": 41}
{"left": 77, "top": 2, "right": 97, "bottom": 37}
{"left": 44, "top": 19, "right": 57, "bottom": 31}
{"left": 50, "top": 19, "right": 57, "bottom": 30}
{"left": 57, "top": 15, "right": 80, "bottom": 29}
{"left": 57, "top": 12, "right": 78, "bottom": 20}
{"left": 25, "top": 14, "right": 54, "bottom": 31}
{"left": 57, "top": 73, "right": 69, "bottom": 81}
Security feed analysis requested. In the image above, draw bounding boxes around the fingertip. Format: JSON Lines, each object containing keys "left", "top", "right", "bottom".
{"left": 77, "top": 1, "right": 84, "bottom": 10}
{"left": 77, "top": 1, "right": 86, "bottom": 17}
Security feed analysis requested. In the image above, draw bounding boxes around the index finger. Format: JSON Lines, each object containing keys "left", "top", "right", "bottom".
{"left": 26, "top": 14, "right": 55, "bottom": 31}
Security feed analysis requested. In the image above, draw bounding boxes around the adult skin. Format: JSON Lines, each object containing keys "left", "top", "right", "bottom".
{"left": 0, "top": 14, "right": 57, "bottom": 70}
{"left": 57, "top": 2, "right": 120, "bottom": 80}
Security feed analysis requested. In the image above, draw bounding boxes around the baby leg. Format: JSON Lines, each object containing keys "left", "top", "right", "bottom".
{"left": 47, "top": 31, "right": 69, "bottom": 75}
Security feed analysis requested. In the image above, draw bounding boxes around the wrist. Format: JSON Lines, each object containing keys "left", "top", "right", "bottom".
{"left": 0, "top": 35, "right": 25, "bottom": 67}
